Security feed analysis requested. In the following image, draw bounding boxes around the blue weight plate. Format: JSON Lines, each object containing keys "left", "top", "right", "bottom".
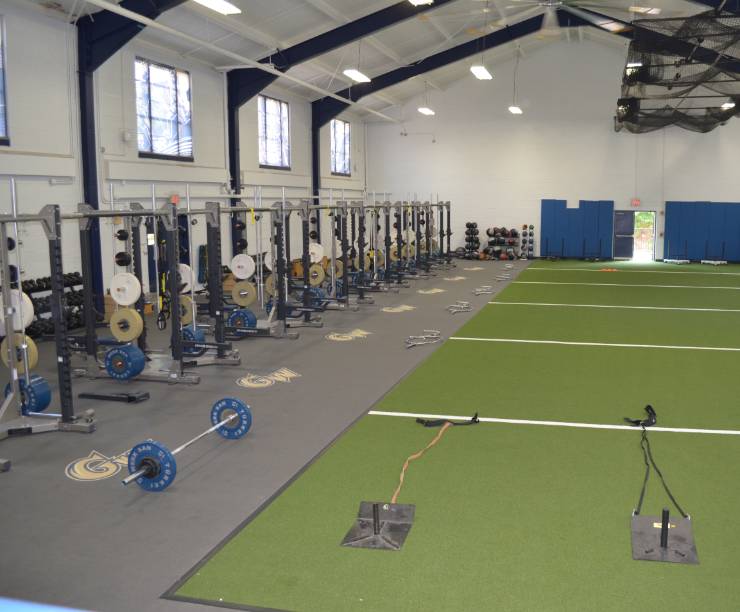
{"left": 104, "top": 345, "right": 146, "bottom": 380}
{"left": 182, "top": 325, "right": 207, "bottom": 355}
{"left": 227, "top": 308, "right": 257, "bottom": 329}
{"left": 4, "top": 374, "right": 52, "bottom": 414}
{"left": 211, "top": 397, "right": 252, "bottom": 440}
{"left": 127, "top": 440, "right": 177, "bottom": 492}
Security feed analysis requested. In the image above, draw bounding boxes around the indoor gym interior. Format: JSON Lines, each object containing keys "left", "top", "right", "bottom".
{"left": 1, "top": 0, "right": 740, "bottom": 611}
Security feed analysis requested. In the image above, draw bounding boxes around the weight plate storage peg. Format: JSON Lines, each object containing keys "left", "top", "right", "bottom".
{"left": 109, "top": 308, "right": 144, "bottom": 342}
{"left": 230, "top": 254, "right": 256, "bottom": 280}
{"left": 123, "top": 398, "right": 252, "bottom": 492}
{"left": 228, "top": 308, "right": 257, "bottom": 329}
{"left": 110, "top": 273, "right": 142, "bottom": 307}
{"left": 104, "top": 344, "right": 146, "bottom": 380}
{"left": 232, "top": 281, "right": 257, "bottom": 307}
{"left": 4, "top": 374, "right": 52, "bottom": 414}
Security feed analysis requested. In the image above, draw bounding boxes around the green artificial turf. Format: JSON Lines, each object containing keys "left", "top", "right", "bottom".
{"left": 172, "top": 262, "right": 740, "bottom": 612}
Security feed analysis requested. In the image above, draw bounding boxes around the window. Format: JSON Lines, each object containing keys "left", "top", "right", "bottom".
{"left": 135, "top": 58, "right": 192, "bottom": 160}
{"left": 258, "top": 95, "right": 290, "bottom": 169}
{"left": 330, "top": 118, "right": 351, "bottom": 176}
{"left": 0, "top": 20, "right": 8, "bottom": 145}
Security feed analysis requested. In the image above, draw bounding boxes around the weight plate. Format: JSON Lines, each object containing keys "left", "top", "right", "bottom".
{"left": 179, "top": 295, "right": 194, "bottom": 325}
{"left": 211, "top": 397, "right": 253, "bottom": 440}
{"left": 291, "top": 260, "right": 304, "bottom": 279}
{"left": 109, "top": 308, "right": 144, "bottom": 342}
{"left": 308, "top": 243, "right": 324, "bottom": 264}
{"left": 232, "top": 280, "right": 257, "bottom": 307}
{"left": 110, "top": 272, "right": 142, "bottom": 307}
{"left": 104, "top": 344, "right": 146, "bottom": 380}
{"left": 227, "top": 308, "right": 257, "bottom": 329}
{"left": 390, "top": 246, "right": 400, "bottom": 262}
{"left": 178, "top": 263, "right": 194, "bottom": 294}
{"left": 263, "top": 251, "right": 273, "bottom": 271}
{"left": 127, "top": 440, "right": 177, "bottom": 492}
{"left": 308, "top": 264, "right": 325, "bottom": 287}
{"left": 230, "top": 254, "right": 256, "bottom": 280}
{"left": 182, "top": 325, "right": 207, "bottom": 356}
{"left": 0, "top": 290, "right": 34, "bottom": 336}
{"left": 0, "top": 334, "right": 38, "bottom": 373}
{"left": 333, "top": 259, "right": 344, "bottom": 278}
{"left": 264, "top": 274, "right": 276, "bottom": 297}
{"left": 4, "top": 374, "right": 52, "bottom": 414}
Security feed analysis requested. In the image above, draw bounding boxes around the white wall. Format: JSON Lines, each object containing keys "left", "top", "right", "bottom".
{"left": 366, "top": 38, "right": 740, "bottom": 258}
{"left": 0, "top": 2, "right": 82, "bottom": 278}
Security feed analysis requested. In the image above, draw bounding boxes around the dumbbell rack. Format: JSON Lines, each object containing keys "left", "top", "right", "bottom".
{"left": 1, "top": 205, "right": 96, "bottom": 472}
{"left": 26, "top": 276, "right": 85, "bottom": 339}
{"left": 520, "top": 225, "right": 536, "bottom": 260}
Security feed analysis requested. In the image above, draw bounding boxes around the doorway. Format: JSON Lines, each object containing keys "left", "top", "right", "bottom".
{"left": 613, "top": 210, "right": 656, "bottom": 261}
{"left": 633, "top": 211, "right": 656, "bottom": 262}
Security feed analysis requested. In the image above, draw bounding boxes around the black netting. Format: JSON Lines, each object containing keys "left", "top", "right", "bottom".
{"left": 615, "top": 9, "right": 740, "bottom": 133}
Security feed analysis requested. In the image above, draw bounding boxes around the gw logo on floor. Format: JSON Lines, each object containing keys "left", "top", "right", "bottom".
{"left": 382, "top": 305, "right": 416, "bottom": 313}
{"left": 237, "top": 367, "right": 301, "bottom": 389}
{"left": 326, "top": 329, "right": 372, "bottom": 342}
{"left": 66, "top": 450, "right": 129, "bottom": 482}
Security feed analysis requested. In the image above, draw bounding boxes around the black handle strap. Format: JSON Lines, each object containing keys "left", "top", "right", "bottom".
{"left": 416, "top": 413, "right": 479, "bottom": 428}
{"left": 626, "top": 406, "right": 688, "bottom": 518}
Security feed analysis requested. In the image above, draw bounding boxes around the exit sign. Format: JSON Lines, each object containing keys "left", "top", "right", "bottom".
{"left": 631, "top": 198, "right": 641, "bottom": 208}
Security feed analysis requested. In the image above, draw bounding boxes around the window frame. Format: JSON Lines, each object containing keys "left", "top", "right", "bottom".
{"left": 330, "top": 118, "right": 351, "bottom": 177}
{"left": 135, "top": 57, "right": 193, "bottom": 162}
{"left": 257, "top": 94, "right": 291, "bottom": 171}
{"left": 0, "top": 16, "right": 9, "bottom": 147}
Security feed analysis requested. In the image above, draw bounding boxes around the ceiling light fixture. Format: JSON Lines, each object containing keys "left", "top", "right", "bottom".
{"left": 343, "top": 69, "right": 371, "bottom": 83}
{"left": 193, "top": 0, "right": 241, "bottom": 15}
{"left": 418, "top": 80, "right": 435, "bottom": 116}
{"left": 721, "top": 101, "right": 736, "bottom": 110}
{"left": 626, "top": 61, "right": 643, "bottom": 68}
{"left": 409, "top": 0, "right": 434, "bottom": 5}
{"left": 629, "top": 6, "right": 661, "bottom": 15}
{"left": 508, "top": 105, "right": 523, "bottom": 115}
{"left": 470, "top": 64, "right": 493, "bottom": 80}
{"left": 418, "top": 107, "right": 436, "bottom": 115}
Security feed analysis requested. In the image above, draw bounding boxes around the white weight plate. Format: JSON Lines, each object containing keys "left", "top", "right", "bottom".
{"left": 308, "top": 243, "right": 324, "bottom": 264}
{"left": 178, "top": 263, "right": 194, "bottom": 294}
{"left": 230, "top": 254, "right": 256, "bottom": 280}
{"left": 263, "top": 251, "right": 273, "bottom": 272}
{"left": 0, "top": 291, "right": 34, "bottom": 336}
{"left": 110, "top": 272, "right": 142, "bottom": 307}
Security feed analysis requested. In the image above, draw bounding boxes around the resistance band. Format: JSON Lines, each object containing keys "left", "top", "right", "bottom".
{"left": 390, "top": 414, "right": 479, "bottom": 504}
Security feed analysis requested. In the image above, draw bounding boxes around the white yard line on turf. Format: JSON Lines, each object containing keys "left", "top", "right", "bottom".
{"left": 514, "top": 281, "right": 740, "bottom": 290}
{"left": 488, "top": 302, "right": 740, "bottom": 313}
{"left": 527, "top": 267, "right": 740, "bottom": 276}
{"left": 449, "top": 337, "right": 740, "bottom": 352}
{"left": 368, "top": 411, "right": 740, "bottom": 436}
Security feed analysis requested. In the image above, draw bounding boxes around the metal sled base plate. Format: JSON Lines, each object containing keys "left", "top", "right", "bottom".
{"left": 341, "top": 502, "right": 415, "bottom": 551}
{"left": 631, "top": 515, "right": 699, "bottom": 564}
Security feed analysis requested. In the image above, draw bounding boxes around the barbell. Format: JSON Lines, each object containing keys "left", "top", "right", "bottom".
{"left": 122, "top": 397, "right": 252, "bottom": 492}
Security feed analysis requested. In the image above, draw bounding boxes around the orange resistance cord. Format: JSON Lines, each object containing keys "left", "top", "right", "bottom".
{"left": 390, "top": 421, "right": 453, "bottom": 504}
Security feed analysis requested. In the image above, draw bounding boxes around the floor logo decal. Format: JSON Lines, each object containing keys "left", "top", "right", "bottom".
{"left": 464, "top": 266, "right": 485, "bottom": 271}
{"left": 382, "top": 305, "right": 417, "bottom": 313}
{"left": 326, "top": 329, "right": 372, "bottom": 342}
{"left": 237, "top": 367, "right": 302, "bottom": 389}
{"left": 443, "top": 276, "right": 467, "bottom": 281}
{"left": 417, "top": 288, "right": 446, "bottom": 295}
{"left": 66, "top": 450, "right": 129, "bottom": 482}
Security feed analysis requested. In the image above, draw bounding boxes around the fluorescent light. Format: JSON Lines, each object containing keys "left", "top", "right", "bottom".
{"left": 418, "top": 107, "right": 435, "bottom": 116}
{"left": 193, "top": 0, "right": 241, "bottom": 15}
{"left": 722, "top": 101, "right": 736, "bottom": 110}
{"left": 343, "top": 69, "right": 371, "bottom": 83}
{"left": 409, "top": 0, "right": 434, "bottom": 5}
{"left": 508, "top": 105, "right": 523, "bottom": 115}
{"left": 629, "top": 6, "right": 661, "bottom": 14}
{"left": 626, "top": 61, "right": 643, "bottom": 68}
{"left": 470, "top": 64, "right": 493, "bottom": 80}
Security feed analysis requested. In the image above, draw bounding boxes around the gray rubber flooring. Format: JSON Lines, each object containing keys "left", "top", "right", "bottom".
{"left": 0, "top": 260, "right": 527, "bottom": 612}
